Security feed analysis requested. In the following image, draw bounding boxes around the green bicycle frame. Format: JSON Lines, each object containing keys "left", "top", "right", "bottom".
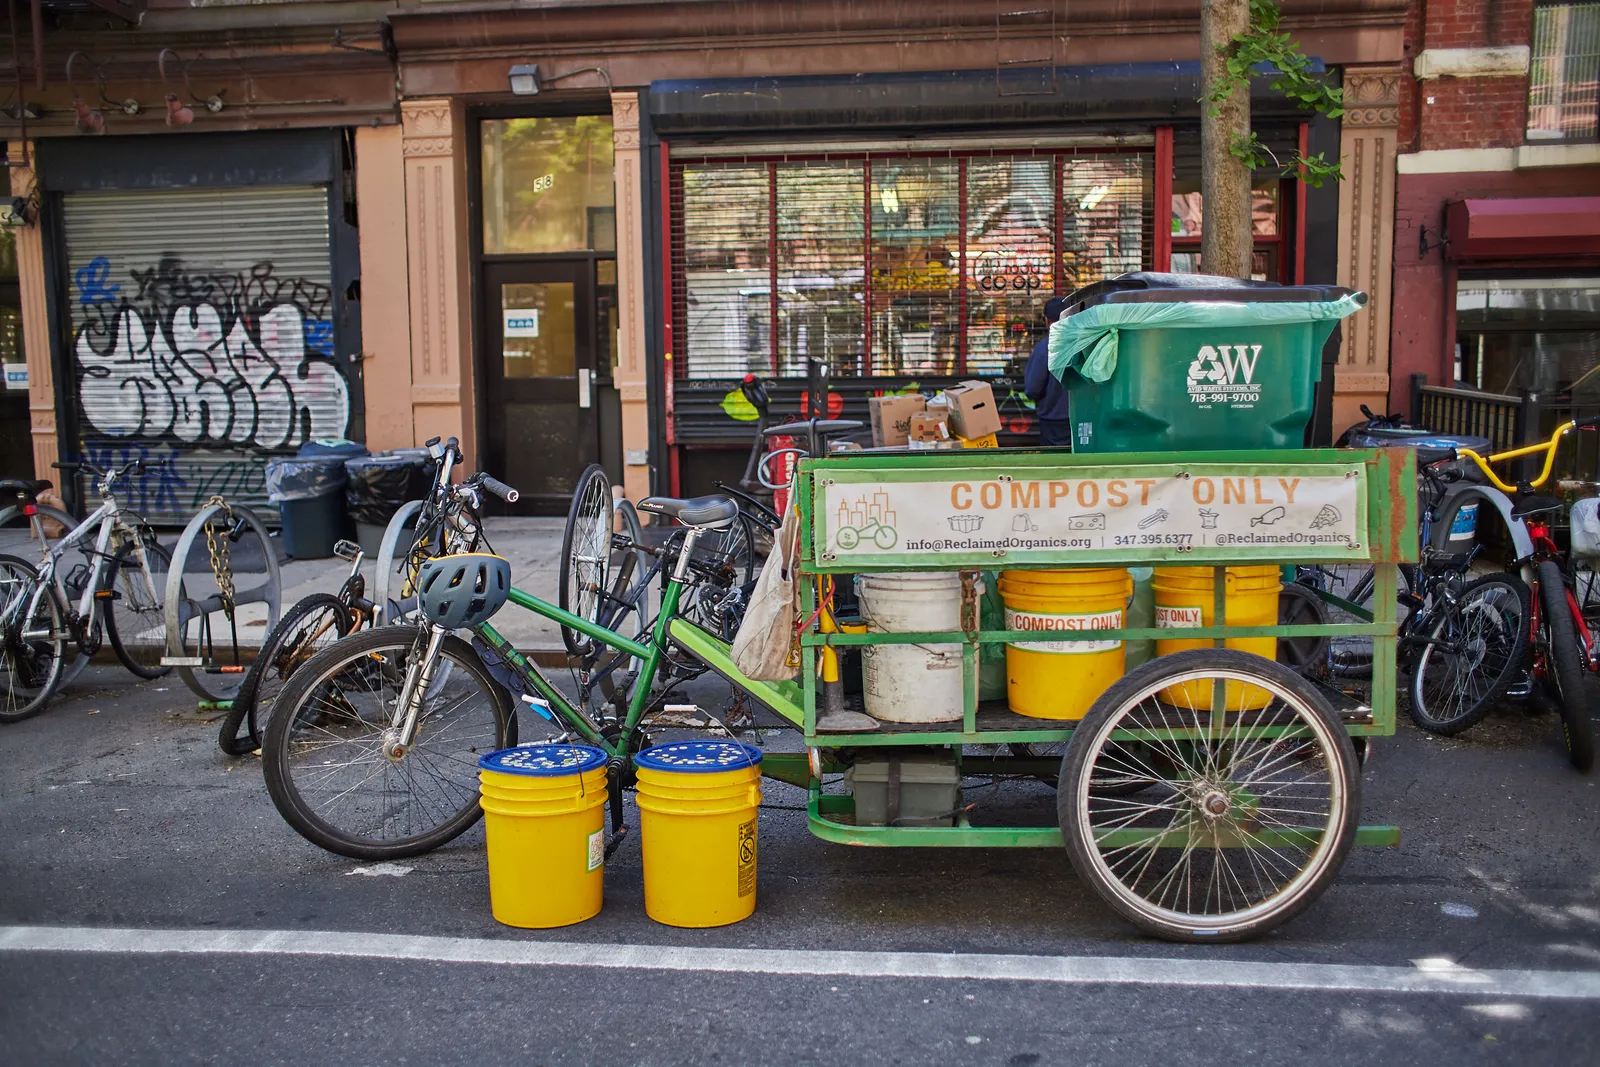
{"left": 469, "top": 566, "right": 688, "bottom": 759}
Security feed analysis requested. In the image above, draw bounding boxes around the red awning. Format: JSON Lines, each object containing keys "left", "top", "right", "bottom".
{"left": 1447, "top": 197, "right": 1600, "bottom": 259}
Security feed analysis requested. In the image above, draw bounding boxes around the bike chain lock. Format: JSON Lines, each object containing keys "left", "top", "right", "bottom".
{"left": 204, "top": 494, "right": 237, "bottom": 615}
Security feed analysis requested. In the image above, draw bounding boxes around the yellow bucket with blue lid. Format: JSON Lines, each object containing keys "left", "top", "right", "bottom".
{"left": 478, "top": 744, "right": 609, "bottom": 929}
{"left": 634, "top": 740, "right": 763, "bottom": 928}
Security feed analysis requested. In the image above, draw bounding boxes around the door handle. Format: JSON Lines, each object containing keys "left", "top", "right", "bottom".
{"left": 578, "top": 368, "right": 592, "bottom": 409}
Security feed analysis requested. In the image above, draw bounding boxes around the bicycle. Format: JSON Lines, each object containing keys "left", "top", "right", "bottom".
{"left": 1449, "top": 419, "right": 1600, "bottom": 771}
{"left": 0, "top": 459, "right": 175, "bottom": 722}
{"left": 218, "top": 436, "right": 480, "bottom": 755}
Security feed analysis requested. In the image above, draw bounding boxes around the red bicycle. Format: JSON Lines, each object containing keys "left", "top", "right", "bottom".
{"left": 1459, "top": 420, "right": 1598, "bottom": 772}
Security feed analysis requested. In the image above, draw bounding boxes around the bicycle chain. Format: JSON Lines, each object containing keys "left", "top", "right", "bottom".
{"left": 204, "top": 494, "right": 236, "bottom": 612}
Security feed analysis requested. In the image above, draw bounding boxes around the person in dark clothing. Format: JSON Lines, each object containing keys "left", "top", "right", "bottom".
{"left": 1024, "top": 295, "right": 1073, "bottom": 448}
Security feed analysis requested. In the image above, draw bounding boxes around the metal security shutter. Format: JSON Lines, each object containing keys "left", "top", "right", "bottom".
{"left": 62, "top": 186, "right": 350, "bottom": 524}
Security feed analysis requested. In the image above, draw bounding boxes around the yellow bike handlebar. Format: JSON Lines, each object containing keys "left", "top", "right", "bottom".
{"left": 1458, "top": 419, "right": 1580, "bottom": 493}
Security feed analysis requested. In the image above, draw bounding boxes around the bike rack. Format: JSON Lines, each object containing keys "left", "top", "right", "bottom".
{"left": 163, "top": 501, "right": 281, "bottom": 702}
{"left": 373, "top": 499, "right": 425, "bottom": 626}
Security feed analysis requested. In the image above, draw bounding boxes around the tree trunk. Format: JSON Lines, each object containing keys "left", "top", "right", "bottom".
{"left": 1200, "top": 0, "right": 1253, "bottom": 279}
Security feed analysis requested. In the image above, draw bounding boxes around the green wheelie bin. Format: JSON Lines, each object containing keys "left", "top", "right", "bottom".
{"left": 1047, "top": 273, "right": 1367, "bottom": 453}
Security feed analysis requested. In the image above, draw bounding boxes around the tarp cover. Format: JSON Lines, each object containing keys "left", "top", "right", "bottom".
{"left": 1048, "top": 294, "right": 1368, "bottom": 383}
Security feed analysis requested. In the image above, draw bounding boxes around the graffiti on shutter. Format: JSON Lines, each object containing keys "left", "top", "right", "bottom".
{"left": 63, "top": 186, "right": 351, "bottom": 523}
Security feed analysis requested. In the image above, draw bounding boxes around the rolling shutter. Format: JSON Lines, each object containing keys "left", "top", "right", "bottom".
{"left": 61, "top": 186, "right": 350, "bottom": 523}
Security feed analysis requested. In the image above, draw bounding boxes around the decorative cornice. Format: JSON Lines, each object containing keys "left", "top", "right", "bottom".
{"left": 612, "top": 91, "right": 640, "bottom": 149}
{"left": 401, "top": 99, "right": 454, "bottom": 140}
{"left": 403, "top": 137, "right": 455, "bottom": 158}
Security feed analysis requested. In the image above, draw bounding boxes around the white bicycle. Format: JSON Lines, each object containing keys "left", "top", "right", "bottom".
{"left": 0, "top": 459, "right": 177, "bottom": 722}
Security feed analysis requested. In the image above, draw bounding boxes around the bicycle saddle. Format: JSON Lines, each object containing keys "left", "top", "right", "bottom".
{"left": 637, "top": 494, "right": 739, "bottom": 530}
{"left": 0, "top": 478, "right": 52, "bottom": 503}
{"left": 1511, "top": 494, "right": 1564, "bottom": 519}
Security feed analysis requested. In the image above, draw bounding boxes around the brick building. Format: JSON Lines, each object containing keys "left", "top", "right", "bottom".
{"left": 1388, "top": 0, "right": 1600, "bottom": 438}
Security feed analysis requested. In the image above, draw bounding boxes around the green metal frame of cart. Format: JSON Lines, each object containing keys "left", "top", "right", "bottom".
{"left": 699, "top": 446, "right": 1415, "bottom": 850}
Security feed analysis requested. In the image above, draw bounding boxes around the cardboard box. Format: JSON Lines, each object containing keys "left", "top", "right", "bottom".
{"left": 869, "top": 393, "right": 927, "bottom": 447}
{"left": 908, "top": 411, "right": 951, "bottom": 443}
{"left": 959, "top": 432, "right": 999, "bottom": 449}
{"left": 943, "top": 380, "right": 1002, "bottom": 440}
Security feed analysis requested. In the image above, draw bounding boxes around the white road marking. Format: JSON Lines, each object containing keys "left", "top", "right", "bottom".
{"left": 1, "top": 925, "right": 1598, "bottom": 1000}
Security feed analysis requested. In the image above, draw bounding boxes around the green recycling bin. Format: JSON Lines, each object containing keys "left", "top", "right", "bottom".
{"left": 1048, "top": 273, "right": 1367, "bottom": 453}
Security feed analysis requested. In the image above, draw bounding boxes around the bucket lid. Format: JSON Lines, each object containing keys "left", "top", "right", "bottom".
{"left": 478, "top": 743, "right": 607, "bottom": 776}
{"left": 635, "top": 740, "right": 763, "bottom": 774}
{"left": 857, "top": 571, "right": 965, "bottom": 589}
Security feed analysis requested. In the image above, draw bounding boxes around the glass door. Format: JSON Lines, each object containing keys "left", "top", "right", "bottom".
{"left": 482, "top": 261, "right": 597, "bottom": 514}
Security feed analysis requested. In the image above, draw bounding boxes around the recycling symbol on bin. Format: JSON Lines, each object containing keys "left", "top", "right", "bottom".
{"left": 1187, "top": 349, "right": 1229, "bottom": 386}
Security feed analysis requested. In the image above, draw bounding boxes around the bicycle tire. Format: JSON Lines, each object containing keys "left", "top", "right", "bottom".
{"left": 1276, "top": 582, "right": 1329, "bottom": 676}
{"left": 1059, "top": 649, "right": 1360, "bottom": 943}
{"left": 219, "top": 592, "right": 352, "bottom": 756}
{"left": 1538, "top": 561, "right": 1594, "bottom": 772}
{"left": 104, "top": 538, "right": 175, "bottom": 679}
{"left": 262, "top": 626, "right": 513, "bottom": 859}
{"left": 0, "top": 555, "right": 65, "bottom": 723}
{"left": 559, "top": 464, "right": 613, "bottom": 658}
{"left": 1409, "top": 572, "right": 1530, "bottom": 736}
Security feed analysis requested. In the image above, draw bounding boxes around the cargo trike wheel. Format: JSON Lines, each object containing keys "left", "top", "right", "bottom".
{"left": 1059, "top": 649, "right": 1360, "bottom": 943}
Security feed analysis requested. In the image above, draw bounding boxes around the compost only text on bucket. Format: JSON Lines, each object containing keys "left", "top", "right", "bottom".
{"left": 949, "top": 477, "right": 1308, "bottom": 511}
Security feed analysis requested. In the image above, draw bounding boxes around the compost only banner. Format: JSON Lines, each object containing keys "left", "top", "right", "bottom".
{"left": 814, "top": 464, "right": 1364, "bottom": 564}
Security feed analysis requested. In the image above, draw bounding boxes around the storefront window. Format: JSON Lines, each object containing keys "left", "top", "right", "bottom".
{"left": 672, "top": 150, "right": 1150, "bottom": 380}
{"left": 1169, "top": 181, "right": 1283, "bottom": 280}
{"left": 779, "top": 161, "right": 865, "bottom": 376}
{"left": 480, "top": 116, "right": 616, "bottom": 254}
{"left": 1528, "top": 2, "right": 1600, "bottom": 142}
{"left": 871, "top": 159, "right": 960, "bottom": 375}
{"left": 1456, "top": 277, "right": 1600, "bottom": 395}
{"left": 677, "top": 163, "right": 770, "bottom": 379}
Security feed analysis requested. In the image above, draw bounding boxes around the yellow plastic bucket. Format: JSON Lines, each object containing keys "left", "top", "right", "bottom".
{"left": 477, "top": 744, "right": 609, "bottom": 929}
{"left": 1152, "top": 566, "right": 1281, "bottom": 710}
{"left": 998, "top": 568, "right": 1132, "bottom": 720}
{"left": 634, "top": 740, "right": 762, "bottom": 928}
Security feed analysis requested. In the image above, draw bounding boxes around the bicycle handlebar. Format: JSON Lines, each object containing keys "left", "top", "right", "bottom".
{"left": 1458, "top": 418, "right": 1598, "bottom": 493}
{"left": 478, "top": 475, "right": 520, "bottom": 503}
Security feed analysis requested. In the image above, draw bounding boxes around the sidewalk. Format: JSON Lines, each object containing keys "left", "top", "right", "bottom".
{"left": 0, "top": 516, "right": 572, "bottom": 654}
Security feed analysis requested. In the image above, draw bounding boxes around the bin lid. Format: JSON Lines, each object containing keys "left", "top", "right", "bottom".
{"left": 478, "top": 743, "right": 607, "bottom": 776}
{"left": 634, "top": 740, "right": 762, "bottom": 773}
{"left": 1064, "top": 272, "right": 1359, "bottom": 314}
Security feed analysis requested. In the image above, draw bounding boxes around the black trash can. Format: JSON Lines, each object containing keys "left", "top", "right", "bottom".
{"left": 268, "top": 441, "right": 368, "bottom": 559}
{"left": 344, "top": 451, "right": 437, "bottom": 556}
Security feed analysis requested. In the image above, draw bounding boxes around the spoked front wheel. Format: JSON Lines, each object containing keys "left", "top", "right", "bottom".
{"left": 1409, "top": 572, "right": 1529, "bottom": 736}
{"left": 261, "top": 626, "right": 514, "bottom": 860}
{"left": 0, "top": 555, "right": 66, "bottom": 723}
{"left": 219, "top": 592, "right": 353, "bottom": 756}
{"left": 560, "top": 464, "right": 614, "bottom": 658}
{"left": 1537, "top": 561, "right": 1594, "bottom": 773}
{"left": 1059, "top": 650, "right": 1361, "bottom": 943}
{"left": 105, "top": 536, "right": 175, "bottom": 679}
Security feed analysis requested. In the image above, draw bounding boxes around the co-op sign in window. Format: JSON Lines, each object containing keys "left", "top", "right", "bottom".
{"left": 504, "top": 309, "right": 541, "bottom": 339}
{"left": 819, "top": 468, "right": 1363, "bottom": 557}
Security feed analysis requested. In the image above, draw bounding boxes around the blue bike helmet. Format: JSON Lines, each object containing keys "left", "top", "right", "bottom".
{"left": 416, "top": 553, "right": 511, "bottom": 629}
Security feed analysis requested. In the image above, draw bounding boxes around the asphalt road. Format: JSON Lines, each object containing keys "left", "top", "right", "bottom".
{"left": 2, "top": 666, "right": 1597, "bottom": 1066}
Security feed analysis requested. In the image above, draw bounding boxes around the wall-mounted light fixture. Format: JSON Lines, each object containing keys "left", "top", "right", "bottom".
{"left": 508, "top": 64, "right": 541, "bottom": 96}
{"left": 3, "top": 188, "right": 38, "bottom": 226}
{"left": 158, "top": 49, "right": 225, "bottom": 128}
{"left": 508, "top": 64, "right": 612, "bottom": 97}
{"left": 66, "top": 53, "right": 105, "bottom": 134}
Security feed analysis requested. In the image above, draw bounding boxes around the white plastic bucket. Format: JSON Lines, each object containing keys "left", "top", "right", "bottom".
{"left": 855, "top": 572, "right": 967, "bottom": 723}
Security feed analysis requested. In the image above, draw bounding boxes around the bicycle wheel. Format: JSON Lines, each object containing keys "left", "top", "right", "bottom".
{"left": 1537, "top": 561, "right": 1594, "bottom": 772}
{"left": 0, "top": 555, "right": 65, "bottom": 723}
{"left": 1059, "top": 649, "right": 1360, "bottom": 943}
{"left": 1276, "top": 582, "right": 1329, "bottom": 676}
{"left": 262, "top": 626, "right": 513, "bottom": 859}
{"left": 219, "top": 593, "right": 352, "bottom": 756}
{"left": 1014, "top": 741, "right": 1168, "bottom": 796}
{"left": 1409, "top": 572, "right": 1529, "bottom": 736}
{"left": 104, "top": 537, "right": 174, "bottom": 679}
{"left": 559, "top": 464, "right": 613, "bottom": 658}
